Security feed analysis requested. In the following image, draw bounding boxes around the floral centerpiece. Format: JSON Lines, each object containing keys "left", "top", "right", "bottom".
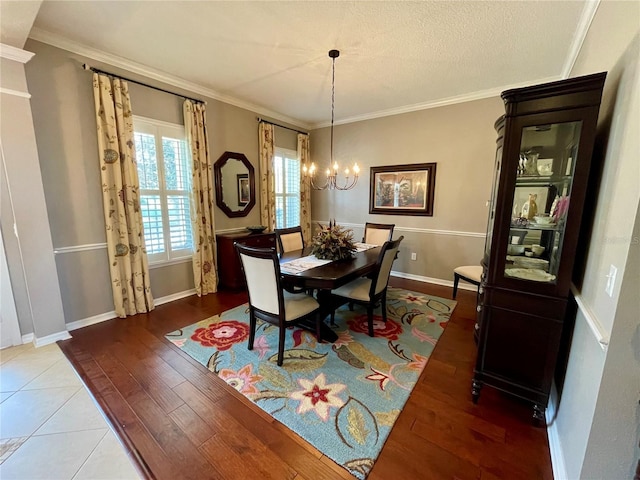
{"left": 311, "top": 220, "right": 356, "bottom": 261}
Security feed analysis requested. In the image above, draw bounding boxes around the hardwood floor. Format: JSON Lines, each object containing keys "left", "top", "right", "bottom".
{"left": 57, "top": 279, "right": 553, "bottom": 480}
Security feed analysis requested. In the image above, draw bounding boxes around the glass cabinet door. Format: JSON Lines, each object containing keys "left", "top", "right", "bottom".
{"left": 503, "top": 121, "right": 582, "bottom": 283}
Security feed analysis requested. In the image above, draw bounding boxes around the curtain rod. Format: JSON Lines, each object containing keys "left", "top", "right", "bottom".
{"left": 83, "top": 64, "right": 206, "bottom": 105}
{"left": 257, "top": 117, "right": 308, "bottom": 135}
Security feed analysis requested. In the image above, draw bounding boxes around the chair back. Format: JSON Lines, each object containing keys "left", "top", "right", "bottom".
{"left": 236, "top": 244, "right": 282, "bottom": 315}
{"left": 275, "top": 226, "right": 304, "bottom": 253}
{"left": 371, "top": 236, "right": 404, "bottom": 296}
{"left": 363, "top": 222, "right": 395, "bottom": 245}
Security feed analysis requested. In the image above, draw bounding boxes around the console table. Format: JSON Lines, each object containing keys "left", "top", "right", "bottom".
{"left": 216, "top": 231, "right": 276, "bottom": 289}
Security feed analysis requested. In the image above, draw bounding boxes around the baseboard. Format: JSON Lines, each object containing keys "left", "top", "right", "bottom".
{"left": 66, "top": 288, "right": 197, "bottom": 332}
{"left": 390, "top": 270, "right": 477, "bottom": 292}
{"left": 21, "top": 333, "right": 34, "bottom": 344}
{"left": 546, "top": 382, "right": 568, "bottom": 480}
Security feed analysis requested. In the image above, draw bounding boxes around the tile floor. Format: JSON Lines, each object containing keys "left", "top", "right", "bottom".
{"left": 0, "top": 342, "right": 141, "bottom": 479}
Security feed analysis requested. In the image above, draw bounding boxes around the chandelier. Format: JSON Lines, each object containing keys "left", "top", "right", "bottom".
{"left": 303, "top": 49, "right": 359, "bottom": 190}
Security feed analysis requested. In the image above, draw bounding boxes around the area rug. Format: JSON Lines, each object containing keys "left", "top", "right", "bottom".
{"left": 165, "top": 287, "right": 456, "bottom": 479}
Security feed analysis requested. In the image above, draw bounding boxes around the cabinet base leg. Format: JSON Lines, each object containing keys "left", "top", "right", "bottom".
{"left": 471, "top": 380, "right": 482, "bottom": 404}
{"left": 533, "top": 404, "right": 546, "bottom": 426}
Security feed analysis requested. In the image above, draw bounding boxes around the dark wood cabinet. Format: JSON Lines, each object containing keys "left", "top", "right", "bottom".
{"left": 473, "top": 73, "right": 606, "bottom": 422}
{"left": 216, "top": 231, "right": 275, "bottom": 289}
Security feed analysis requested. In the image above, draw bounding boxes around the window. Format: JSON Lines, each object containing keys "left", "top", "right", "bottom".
{"left": 133, "top": 116, "right": 192, "bottom": 264}
{"left": 274, "top": 148, "right": 301, "bottom": 229}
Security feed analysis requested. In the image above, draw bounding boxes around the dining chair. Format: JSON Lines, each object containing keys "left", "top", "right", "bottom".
{"left": 362, "top": 222, "right": 395, "bottom": 245}
{"left": 329, "top": 236, "right": 404, "bottom": 337}
{"left": 236, "top": 243, "right": 322, "bottom": 366}
{"left": 275, "top": 226, "right": 304, "bottom": 253}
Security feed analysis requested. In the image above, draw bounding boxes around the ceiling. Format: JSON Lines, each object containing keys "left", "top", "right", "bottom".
{"left": 24, "top": 1, "right": 593, "bottom": 128}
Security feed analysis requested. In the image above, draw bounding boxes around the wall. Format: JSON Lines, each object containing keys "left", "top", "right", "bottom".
{"left": 552, "top": 0, "right": 640, "bottom": 478}
{"left": 0, "top": 53, "right": 67, "bottom": 341}
{"left": 310, "top": 97, "right": 503, "bottom": 282}
{"left": 23, "top": 39, "right": 300, "bottom": 324}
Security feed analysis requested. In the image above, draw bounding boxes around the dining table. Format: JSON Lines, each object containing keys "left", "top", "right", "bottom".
{"left": 279, "top": 245, "right": 381, "bottom": 342}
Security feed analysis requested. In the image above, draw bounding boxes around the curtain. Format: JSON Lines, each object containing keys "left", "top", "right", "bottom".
{"left": 92, "top": 73, "right": 154, "bottom": 318}
{"left": 297, "top": 133, "right": 312, "bottom": 243}
{"left": 184, "top": 100, "right": 218, "bottom": 296}
{"left": 259, "top": 123, "right": 276, "bottom": 230}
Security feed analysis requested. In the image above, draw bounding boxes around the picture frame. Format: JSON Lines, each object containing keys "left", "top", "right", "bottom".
{"left": 369, "top": 163, "right": 436, "bottom": 216}
{"left": 237, "top": 173, "right": 250, "bottom": 206}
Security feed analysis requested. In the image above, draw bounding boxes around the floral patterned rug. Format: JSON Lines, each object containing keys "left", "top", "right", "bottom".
{"left": 165, "top": 287, "right": 456, "bottom": 479}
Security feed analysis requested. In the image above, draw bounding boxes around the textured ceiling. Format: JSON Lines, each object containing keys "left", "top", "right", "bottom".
{"left": 28, "top": 1, "right": 590, "bottom": 127}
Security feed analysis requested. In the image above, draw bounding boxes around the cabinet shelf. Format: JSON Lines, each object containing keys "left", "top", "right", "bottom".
{"left": 515, "top": 175, "right": 572, "bottom": 187}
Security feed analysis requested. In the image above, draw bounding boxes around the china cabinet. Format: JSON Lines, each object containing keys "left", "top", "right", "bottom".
{"left": 472, "top": 73, "right": 606, "bottom": 422}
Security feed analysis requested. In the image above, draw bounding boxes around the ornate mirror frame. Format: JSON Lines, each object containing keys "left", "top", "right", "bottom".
{"left": 214, "top": 151, "right": 256, "bottom": 218}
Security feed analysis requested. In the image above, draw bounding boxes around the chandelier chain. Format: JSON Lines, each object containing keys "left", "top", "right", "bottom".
{"left": 303, "top": 49, "right": 359, "bottom": 191}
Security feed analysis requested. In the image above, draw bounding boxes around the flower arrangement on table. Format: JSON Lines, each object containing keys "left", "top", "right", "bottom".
{"left": 310, "top": 220, "right": 356, "bottom": 261}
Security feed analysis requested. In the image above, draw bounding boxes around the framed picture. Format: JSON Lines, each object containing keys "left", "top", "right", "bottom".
{"left": 369, "top": 163, "right": 436, "bottom": 216}
{"left": 237, "top": 174, "right": 250, "bottom": 206}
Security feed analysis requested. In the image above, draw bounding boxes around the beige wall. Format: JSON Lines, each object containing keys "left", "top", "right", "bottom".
{"left": 310, "top": 97, "right": 503, "bottom": 282}
{"left": 553, "top": 1, "right": 640, "bottom": 478}
{"left": 24, "top": 39, "right": 302, "bottom": 323}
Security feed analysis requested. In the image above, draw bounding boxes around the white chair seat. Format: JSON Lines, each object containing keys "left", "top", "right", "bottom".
{"left": 332, "top": 277, "right": 372, "bottom": 302}
{"left": 454, "top": 265, "right": 483, "bottom": 282}
{"left": 283, "top": 291, "right": 320, "bottom": 321}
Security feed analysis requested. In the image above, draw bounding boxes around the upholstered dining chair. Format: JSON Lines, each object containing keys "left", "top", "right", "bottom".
{"left": 362, "top": 222, "right": 395, "bottom": 245}
{"left": 329, "top": 236, "right": 404, "bottom": 337}
{"left": 235, "top": 243, "right": 322, "bottom": 366}
{"left": 275, "top": 226, "right": 304, "bottom": 253}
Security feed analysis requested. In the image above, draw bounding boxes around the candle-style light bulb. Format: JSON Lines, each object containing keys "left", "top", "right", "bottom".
{"left": 303, "top": 164, "right": 308, "bottom": 174}
{"left": 353, "top": 163, "right": 360, "bottom": 175}
{"left": 345, "top": 168, "right": 350, "bottom": 175}
{"left": 326, "top": 168, "right": 331, "bottom": 176}
{"left": 333, "top": 162, "right": 339, "bottom": 172}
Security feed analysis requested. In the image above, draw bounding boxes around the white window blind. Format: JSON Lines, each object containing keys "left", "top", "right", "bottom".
{"left": 133, "top": 117, "right": 193, "bottom": 263}
{"left": 274, "top": 148, "right": 301, "bottom": 229}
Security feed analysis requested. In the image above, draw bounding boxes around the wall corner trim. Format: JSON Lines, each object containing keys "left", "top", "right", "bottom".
{"left": 570, "top": 283, "right": 609, "bottom": 351}
{"left": 33, "top": 330, "right": 72, "bottom": 347}
{"left": 560, "top": 0, "right": 601, "bottom": 78}
{"left": 546, "top": 382, "right": 569, "bottom": 480}
{"left": 0, "top": 43, "right": 35, "bottom": 63}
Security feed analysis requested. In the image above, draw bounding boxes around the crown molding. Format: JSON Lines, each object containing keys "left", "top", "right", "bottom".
{"left": 561, "top": 0, "right": 600, "bottom": 78}
{"left": 28, "top": 28, "right": 312, "bottom": 130}
{"left": 310, "top": 76, "right": 561, "bottom": 129}
{"left": 0, "top": 43, "right": 35, "bottom": 63}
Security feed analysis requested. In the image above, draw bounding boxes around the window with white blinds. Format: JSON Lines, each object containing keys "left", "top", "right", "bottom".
{"left": 274, "top": 148, "right": 301, "bottom": 229}
{"left": 133, "top": 116, "right": 193, "bottom": 264}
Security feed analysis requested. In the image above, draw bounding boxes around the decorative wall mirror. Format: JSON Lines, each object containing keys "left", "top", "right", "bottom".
{"left": 214, "top": 151, "right": 255, "bottom": 218}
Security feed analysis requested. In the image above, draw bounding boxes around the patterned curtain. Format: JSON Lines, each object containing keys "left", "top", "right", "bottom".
{"left": 297, "top": 133, "right": 312, "bottom": 243}
{"left": 184, "top": 100, "right": 218, "bottom": 296}
{"left": 259, "top": 123, "right": 276, "bottom": 230}
{"left": 92, "top": 73, "right": 154, "bottom": 318}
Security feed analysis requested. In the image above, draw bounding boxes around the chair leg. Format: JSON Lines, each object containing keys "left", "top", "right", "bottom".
{"left": 381, "top": 293, "right": 388, "bottom": 323}
{"left": 315, "top": 313, "right": 322, "bottom": 343}
{"left": 248, "top": 311, "right": 256, "bottom": 350}
{"left": 330, "top": 310, "right": 336, "bottom": 326}
{"left": 348, "top": 302, "right": 354, "bottom": 311}
{"left": 367, "top": 305, "right": 374, "bottom": 337}
{"left": 277, "top": 325, "right": 286, "bottom": 366}
{"left": 453, "top": 273, "right": 460, "bottom": 299}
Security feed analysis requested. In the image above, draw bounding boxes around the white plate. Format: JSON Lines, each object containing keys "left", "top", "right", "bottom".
{"left": 505, "top": 268, "right": 556, "bottom": 282}
{"left": 513, "top": 257, "right": 549, "bottom": 269}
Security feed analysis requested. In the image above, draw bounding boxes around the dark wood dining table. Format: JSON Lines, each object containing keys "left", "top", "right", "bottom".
{"left": 279, "top": 246, "right": 381, "bottom": 342}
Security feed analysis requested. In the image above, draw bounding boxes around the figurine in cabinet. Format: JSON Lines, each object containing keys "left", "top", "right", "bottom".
{"left": 520, "top": 193, "right": 538, "bottom": 219}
